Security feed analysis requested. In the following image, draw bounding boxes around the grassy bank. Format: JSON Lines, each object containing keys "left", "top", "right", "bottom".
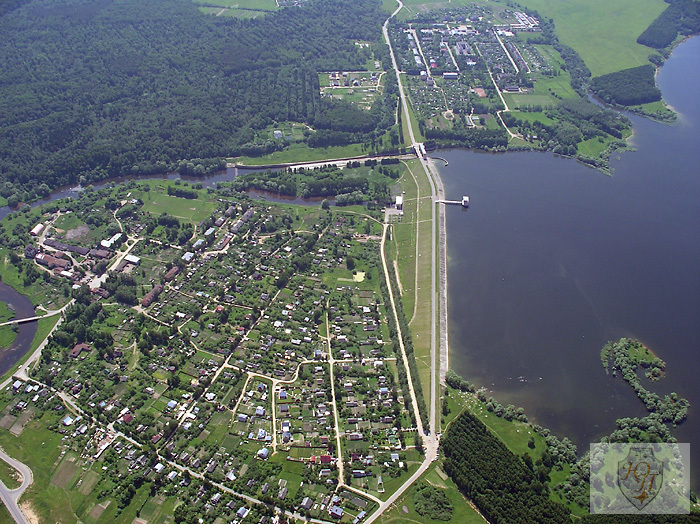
{"left": 390, "top": 159, "right": 434, "bottom": 419}
{"left": 0, "top": 456, "right": 22, "bottom": 489}
{"left": 0, "top": 316, "right": 59, "bottom": 385}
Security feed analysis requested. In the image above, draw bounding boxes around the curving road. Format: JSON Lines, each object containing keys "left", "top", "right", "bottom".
{"left": 0, "top": 448, "right": 32, "bottom": 524}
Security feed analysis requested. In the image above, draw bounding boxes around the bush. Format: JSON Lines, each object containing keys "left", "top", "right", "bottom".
{"left": 414, "top": 483, "right": 453, "bottom": 521}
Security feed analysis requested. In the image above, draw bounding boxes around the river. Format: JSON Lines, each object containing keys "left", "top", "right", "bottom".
{"left": 440, "top": 36, "right": 700, "bottom": 485}
{"left": 0, "top": 282, "right": 38, "bottom": 377}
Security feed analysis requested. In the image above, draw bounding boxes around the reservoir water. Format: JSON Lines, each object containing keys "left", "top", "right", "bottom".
{"left": 441, "top": 37, "right": 700, "bottom": 484}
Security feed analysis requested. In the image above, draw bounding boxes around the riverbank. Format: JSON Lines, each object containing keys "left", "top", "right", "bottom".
{"left": 0, "top": 315, "right": 62, "bottom": 386}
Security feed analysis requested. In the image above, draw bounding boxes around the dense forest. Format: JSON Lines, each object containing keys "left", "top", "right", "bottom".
{"left": 590, "top": 65, "right": 662, "bottom": 106}
{"left": 0, "top": 0, "right": 392, "bottom": 201}
{"left": 637, "top": 0, "right": 700, "bottom": 49}
{"left": 442, "top": 411, "right": 571, "bottom": 524}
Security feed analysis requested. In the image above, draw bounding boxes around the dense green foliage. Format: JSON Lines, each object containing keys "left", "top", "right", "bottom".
{"left": 505, "top": 98, "right": 630, "bottom": 156}
{"left": 445, "top": 369, "right": 475, "bottom": 393}
{"left": 0, "top": 0, "right": 389, "bottom": 200}
{"left": 442, "top": 411, "right": 571, "bottom": 524}
{"left": 591, "top": 65, "right": 662, "bottom": 106}
{"left": 422, "top": 126, "right": 508, "bottom": 149}
{"left": 413, "top": 483, "right": 453, "bottom": 521}
{"left": 0, "top": 0, "right": 27, "bottom": 16}
{"left": 638, "top": 0, "right": 700, "bottom": 49}
{"left": 232, "top": 164, "right": 398, "bottom": 204}
{"left": 601, "top": 338, "right": 689, "bottom": 424}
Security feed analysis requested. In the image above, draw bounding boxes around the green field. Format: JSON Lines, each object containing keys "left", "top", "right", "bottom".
{"left": 577, "top": 136, "right": 610, "bottom": 157}
{"left": 0, "top": 302, "right": 15, "bottom": 323}
{"left": 0, "top": 325, "right": 17, "bottom": 350}
{"left": 516, "top": 0, "right": 667, "bottom": 77}
{"left": 194, "top": 0, "right": 278, "bottom": 18}
{"left": 52, "top": 213, "right": 83, "bottom": 233}
{"left": 510, "top": 111, "right": 554, "bottom": 126}
{"left": 0, "top": 501, "right": 12, "bottom": 521}
{"left": 192, "top": 0, "right": 277, "bottom": 9}
{"left": 382, "top": 0, "right": 398, "bottom": 14}
{"left": 141, "top": 191, "right": 215, "bottom": 223}
{"left": 390, "top": 160, "right": 434, "bottom": 415}
{"left": 218, "top": 8, "right": 270, "bottom": 18}
{"left": 396, "top": 0, "right": 478, "bottom": 20}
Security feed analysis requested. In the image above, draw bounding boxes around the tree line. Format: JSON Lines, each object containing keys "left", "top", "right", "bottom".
{"left": 423, "top": 126, "right": 508, "bottom": 149}
{"left": 637, "top": 0, "right": 700, "bottom": 49}
{"left": 442, "top": 411, "right": 571, "bottom": 524}
{"left": 232, "top": 164, "right": 397, "bottom": 203}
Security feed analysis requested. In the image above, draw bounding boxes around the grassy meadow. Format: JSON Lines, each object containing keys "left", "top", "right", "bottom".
{"left": 387, "top": 159, "right": 435, "bottom": 421}
{"left": 194, "top": 0, "right": 278, "bottom": 18}
{"left": 505, "top": 0, "right": 667, "bottom": 77}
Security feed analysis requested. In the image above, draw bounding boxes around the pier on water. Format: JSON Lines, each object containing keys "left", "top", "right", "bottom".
{"left": 436, "top": 196, "right": 470, "bottom": 207}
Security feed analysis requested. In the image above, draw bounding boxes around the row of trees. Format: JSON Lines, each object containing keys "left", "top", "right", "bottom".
{"left": 423, "top": 126, "right": 508, "bottom": 149}
{"left": 442, "top": 411, "right": 571, "bottom": 524}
